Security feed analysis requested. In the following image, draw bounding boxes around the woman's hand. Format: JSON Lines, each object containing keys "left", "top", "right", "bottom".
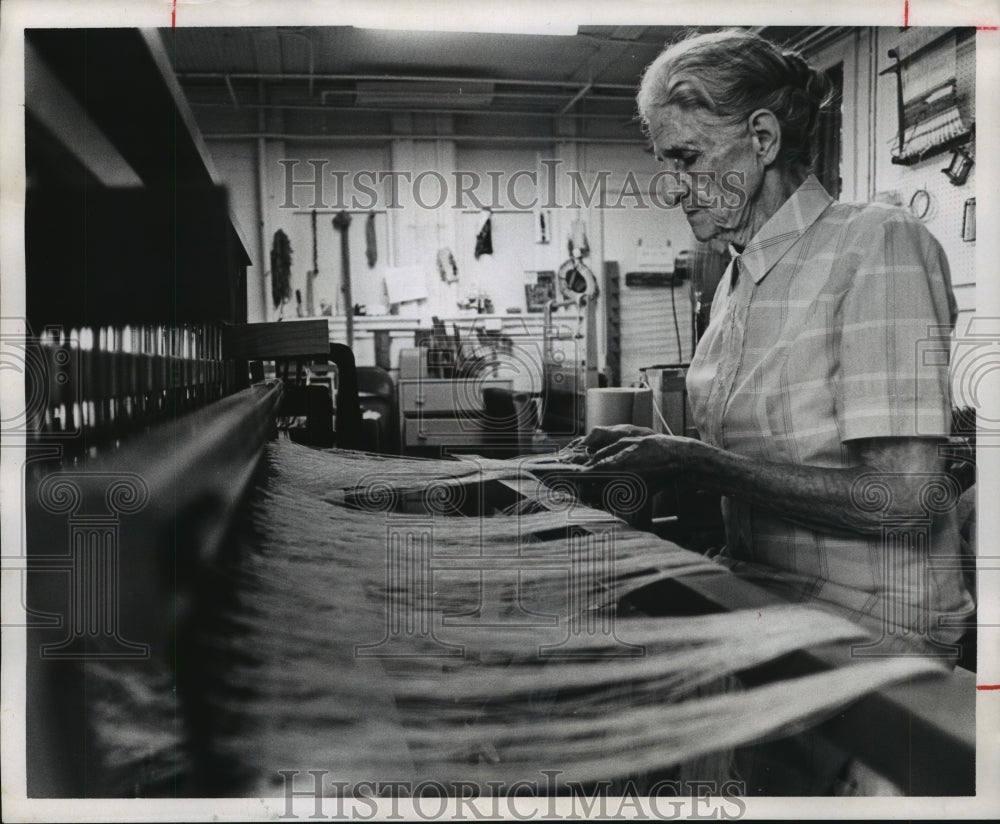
{"left": 577, "top": 424, "right": 655, "bottom": 451}
{"left": 558, "top": 425, "right": 656, "bottom": 465}
{"left": 586, "top": 433, "right": 705, "bottom": 475}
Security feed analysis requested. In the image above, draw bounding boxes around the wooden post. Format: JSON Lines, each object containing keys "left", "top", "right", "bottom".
{"left": 306, "top": 209, "right": 318, "bottom": 317}
{"left": 584, "top": 295, "right": 599, "bottom": 390}
{"left": 332, "top": 211, "right": 354, "bottom": 348}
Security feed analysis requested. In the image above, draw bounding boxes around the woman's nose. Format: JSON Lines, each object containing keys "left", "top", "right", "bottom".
{"left": 655, "top": 170, "right": 690, "bottom": 209}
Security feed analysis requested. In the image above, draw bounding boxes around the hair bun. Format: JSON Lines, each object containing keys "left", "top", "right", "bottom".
{"left": 783, "top": 49, "right": 832, "bottom": 105}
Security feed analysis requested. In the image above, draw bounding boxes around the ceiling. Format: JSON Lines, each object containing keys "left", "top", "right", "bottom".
{"left": 166, "top": 25, "right": 849, "bottom": 144}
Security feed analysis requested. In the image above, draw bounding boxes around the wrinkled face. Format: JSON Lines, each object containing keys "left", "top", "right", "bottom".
{"left": 647, "top": 105, "right": 765, "bottom": 246}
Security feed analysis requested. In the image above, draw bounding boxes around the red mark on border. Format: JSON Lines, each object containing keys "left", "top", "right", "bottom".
{"left": 977, "top": 684, "right": 1000, "bottom": 691}
{"left": 904, "top": 0, "right": 909, "bottom": 27}
{"left": 977, "top": 26, "right": 999, "bottom": 30}
{"left": 172, "top": 0, "right": 177, "bottom": 28}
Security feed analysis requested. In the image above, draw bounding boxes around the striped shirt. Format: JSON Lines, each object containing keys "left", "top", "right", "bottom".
{"left": 686, "top": 176, "right": 973, "bottom": 644}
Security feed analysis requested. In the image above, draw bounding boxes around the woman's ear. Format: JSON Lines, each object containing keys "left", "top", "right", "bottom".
{"left": 748, "top": 108, "right": 782, "bottom": 166}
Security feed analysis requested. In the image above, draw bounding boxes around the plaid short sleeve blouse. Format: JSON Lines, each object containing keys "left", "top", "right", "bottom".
{"left": 685, "top": 176, "right": 973, "bottom": 642}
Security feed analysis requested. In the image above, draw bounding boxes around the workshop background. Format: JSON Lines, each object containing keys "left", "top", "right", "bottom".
{"left": 174, "top": 25, "right": 976, "bottom": 397}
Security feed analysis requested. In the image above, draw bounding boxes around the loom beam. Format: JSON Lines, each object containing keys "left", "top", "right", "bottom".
{"left": 25, "top": 380, "right": 283, "bottom": 795}
{"left": 28, "top": 378, "right": 282, "bottom": 653}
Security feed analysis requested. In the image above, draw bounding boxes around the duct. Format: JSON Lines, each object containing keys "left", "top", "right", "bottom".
{"left": 177, "top": 71, "right": 636, "bottom": 91}
{"left": 321, "top": 88, "right": 616, "bottom": 105}
{"left": 204, "top": 132, "right": 645, "bottom": 145}
{"left": 354, "top": 80, "right": 494, "bottom": 108}
{"left": 191, "top": 100, "right": 631, "bottom": 119}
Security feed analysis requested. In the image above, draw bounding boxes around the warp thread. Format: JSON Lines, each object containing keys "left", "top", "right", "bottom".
{"left": 84, "top": 443, "right": 945, "bottom": 796}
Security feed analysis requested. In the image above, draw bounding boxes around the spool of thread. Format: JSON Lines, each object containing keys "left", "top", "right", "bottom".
{"left": 585, "top": 387, "right": 653, "bottom": 430}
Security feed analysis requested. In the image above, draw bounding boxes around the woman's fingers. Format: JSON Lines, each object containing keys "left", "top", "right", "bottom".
{"left": 585, "top": 434, "right": 700, "bottom": 474}
{"left": 581, "top": 425, "right": 632, "bottom": 447}
{"left": 580, "top": 424, "right": 653, "bottom": 450}
{"left": 553, "top": 438, "right": 592, "bottom": 464}
{"left": 587, "top": 437, "right": 640, "bottom": 466}
{"left": 578, "top": 428, "right": 611, "bottom": 449}
{"left": 561, "top": 447, "right": 593, "bottom": 465}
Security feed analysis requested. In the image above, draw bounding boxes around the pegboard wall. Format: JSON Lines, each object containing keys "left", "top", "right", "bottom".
{"left": 873, "top": 28, "right": 977, "bottom": 315}
{"left": 619, "top": 282, "right": 694, "bottom": 387}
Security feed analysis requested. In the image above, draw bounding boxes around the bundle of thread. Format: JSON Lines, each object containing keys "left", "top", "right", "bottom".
{"left": 85, "top": 442, "right": 943, "bottom": 796}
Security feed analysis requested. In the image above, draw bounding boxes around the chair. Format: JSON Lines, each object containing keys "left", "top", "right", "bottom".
{"left": 222, "top": 321, "right": 363, "bottom": 450}
{"left": 357, "top": 366, "right": 398, "bottom": 454}
{"left": 480, "top": 386, "right": 538, "bottom": 458}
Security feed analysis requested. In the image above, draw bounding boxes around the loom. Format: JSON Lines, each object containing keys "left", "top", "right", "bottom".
{"left": 21, "top": 321, "right": 977, "bottom": 797}
{"left": 19, "top": 27, "right": 975, "bottom": 802}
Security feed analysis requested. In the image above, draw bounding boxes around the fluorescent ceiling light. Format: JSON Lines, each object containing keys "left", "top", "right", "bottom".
{"left": 355, "top": 81, "right": 494, "bottom": 108}
{"left": 356, "top": 23, "right": 579, "bottom": 36}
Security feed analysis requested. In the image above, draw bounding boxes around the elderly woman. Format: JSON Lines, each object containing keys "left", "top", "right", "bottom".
{"left": 582, "top": 29, "right": 973, "bottom": 652}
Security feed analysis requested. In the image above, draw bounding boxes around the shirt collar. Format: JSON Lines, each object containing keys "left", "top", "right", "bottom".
{"left": 736, "top": 175, "right": 834, "bottom": 284}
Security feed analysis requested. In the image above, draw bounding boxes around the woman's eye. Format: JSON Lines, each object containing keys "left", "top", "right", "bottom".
{"left": 654, "top": 151, "right": 698, "bottom": 171}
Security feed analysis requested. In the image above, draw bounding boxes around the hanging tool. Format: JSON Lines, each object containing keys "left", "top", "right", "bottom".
{"left": 555, "top": 250, "right": 599, "bottom": 390}
{"left": 270, "top": 229, "right": 292, "bottom": 310}
{"left": 306, "top": 209, "right": 318, "bottom": 317}
{"left": 474, "top": 209, "right": 493, "bottom": 259}
{"left": 365, "top": 211, "right": 378, "bottom": 268}
{"left": 332, "top": 211, "right": 354, "bottom": 349}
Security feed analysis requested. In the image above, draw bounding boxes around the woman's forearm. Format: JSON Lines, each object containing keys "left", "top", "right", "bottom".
{"left": 688, "top": 440, "right": 941, "bottom": 537}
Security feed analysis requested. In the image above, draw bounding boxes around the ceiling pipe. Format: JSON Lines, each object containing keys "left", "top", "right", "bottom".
{"left": 786, "top": 26, "right": 851, "bottom": 57}
{"left": 316, "top": 88, "right": 629, "bottom": 103}
{"left": 190, "top": 99, "right": 635, "bottom": 119}
{"left": 203, "top": 132, "right": 645, "bottom": 145}
{"left": 559, "top": 81, "right": 593, "bottom": 115}
{"left": 224, "top": 74, "right": 240, "bottom": 108}
{"left": 178, "top": 71, "right": 637, "bottom": 91}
